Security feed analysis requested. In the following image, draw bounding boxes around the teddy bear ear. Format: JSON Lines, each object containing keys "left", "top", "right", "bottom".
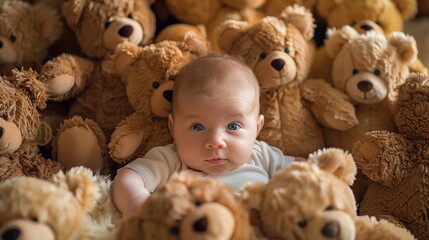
{"left": 217, "top": 20, "right": 248, "bottom": 53}
{"left": 112, "top": 42, "right": 142, "bottom": 77}
{"left": 32, "top": 4, "right": 63, "bottom": 46}
{"left": 62, "top": 0, "right": 86, "bottom": 30}
{"left": 391, "top": 0, "right": 418, "bottom": 20}
{"left": 10, "top": 68, "right": 47, "bottom": 110}
{"left": 325, "top": 25, "right": 359, "bottom": 58}
{"left": 388, "top": 32, "right": 418, "bottom": 65}
{"left": 183, "top": 31, "right": 210, "bottom": 56}
{"left": 239, "top": 182, "right": 267, "bottom": 213}
{"left": 308, "top": 148, "right": 357, "bottom": 186}
{"left": 51, "top": 167, "right": 100, "bottom": 212}
{"left": 279, "top": 4, "right": 315, "bottom": 41}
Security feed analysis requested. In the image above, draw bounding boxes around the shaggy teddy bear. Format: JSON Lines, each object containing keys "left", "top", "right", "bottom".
{"left": 217, "top": 5, "right": 358, "bottom": 157}
{"left": 240, "top": 148, "right": 415, "bottom": 239}
{"left": 165, "top": 0, "right": 265, "bottom": 51}
{"left": 39, "top": 0, "right": 156, "bottom": 173}
{"left": 117, "top": 171, "right": 261, "bottom": 240}
{"left": 309, "top": 0, "right": 426, "bottom": 81}
{"left": 0, "top": 0, "right": 63, "bottom": 75}
{"left": 108, "top": 33, "right": 209, "bottom": 164}
{"left": 0, "top": 68, "right": 63, "bottom": 181}
{"left": 352, "top": 73, "right": 429, "bottom": 240}
{"left": 0, "top": 166, "right": 120, "bottom": 240}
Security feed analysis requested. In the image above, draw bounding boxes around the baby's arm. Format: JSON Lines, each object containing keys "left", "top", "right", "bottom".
{"left": 112, "top": 168, "right": 150, "bottom": 220}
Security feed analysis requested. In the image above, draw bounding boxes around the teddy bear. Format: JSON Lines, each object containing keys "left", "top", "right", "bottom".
{"left": 0, "top": 0, "right": 63, "bottom": 76}
{"left": 240, "top": 148, "right": 415, "bottom": 239}
{"left": 352, "top": 72, "right": 429, "bottom": 240}
{"left": 0, "top": 166, "right": 120, "bottom": 240}
{"left": 309, "top": 0, "right": 427, "bottom": 82}
{"left": 217, "top": 5, "right": 358, "bottom": 157}
{"left": 117, "top": 171, "right": 262, "bottom": 240}
{"left": 164, "top": 0, "right": 265, "bottom": 52}
{"left": 38, "top": 0, "right": 157, "bottom": 174}
{"left": 107, "top": 33, "right": 210, "bottom": 164}
{"left": 0, "top": 68, "right": 64, "bottom": 182}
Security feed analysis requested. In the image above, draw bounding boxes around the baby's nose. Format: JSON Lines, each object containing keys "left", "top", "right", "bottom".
{"left": 205, "top": 131, "right": 226, "bottom": 149}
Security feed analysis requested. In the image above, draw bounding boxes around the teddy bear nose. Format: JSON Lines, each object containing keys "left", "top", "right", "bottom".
{"left": 193, "top": 216, "right": 208, "bottom": 232}
{"left": 357, "top": 80, "right": 373, "bottom": 92}
{"left": 2, "top": 227, "right": 20, "bottom": 240}
{"left": 118, "top": 25, "right": 133, "bottom": 38}
{"left": 163, "top": 90, "right": 173, "bottom": 102}
{"left": 360, "top": 24, "right": 373, "bottom": 31}
{"left": 271, "top": 58, "right": 285, "bottom": 71}
{"left": 321, "top": 220, "right": 340, "bottom": 238}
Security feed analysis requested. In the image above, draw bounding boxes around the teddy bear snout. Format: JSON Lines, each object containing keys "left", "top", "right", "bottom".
{"left": 1, "top": 227, "right": 20, "bottom": 240}
{"left": 321, "top": 220, "right": 340, "bottom": 238}
{"left": 163, "top": 90, "right": 173, "bottom": 102}
{"left": 271, "top": 58, "right": 285, "bottom": 71}
{"left": 118, "top": 25, "right": 134, "bottom": 38}
{"left": 357, "top": 80, "right": 373, "bottom": 92}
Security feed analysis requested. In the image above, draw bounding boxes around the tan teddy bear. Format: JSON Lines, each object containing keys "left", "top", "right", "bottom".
{"left": 108, "top": 33, "right": 209, "bottom": 164}
{"left": 0, "top": 166, "right": 120, "bottom": 240}
{"left": 240, "top": 148, "right": 415, "bottom": 239}
{"left": 309, "top": 0, "right": 427, "bottom": 82}
{"left": 217, "top": 5, "right": 358, "bottom": 157}
{"left": 0, "top": 0, "right": 63, "bottom": 76}
{"left": 117, "top": 171, "right": 261, "bottom": 240}
{"left": 0, "top": 68, "right": 64, "bottom": 181}
{"left": 165, "top": 0, "right": 265, "bottom": 52}
{"left": 352, "top": 73, "right": 429, "bottom": 240}
{"left": 39, "top": 0, "right": 156, "bottom": 174}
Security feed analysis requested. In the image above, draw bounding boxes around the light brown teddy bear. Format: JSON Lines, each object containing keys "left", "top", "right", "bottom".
{"left": 117, "top": 171, "right": 261, "bottom": 240}
{"left": 0, "top": 68, "right": 64, "bottom": 181}
{"left": 0, "top": 0, "right": 63, "bottom": 75}
{"left": 352, "top": 73, "right": 429, "bottom": 240}
{"left": 108, "top": 33, "right": 209, "bottom": 164}
{"left": 217, "top": 5, "right": 358, "bottom": 157}
{"left": 309, "top": 0, "right": 427, "bottom": 82}
{"left": 240, "top": 148, "right": 415, "bottom": 240}
{"left": 0, "top": 166, "right": 120, "bottom": 240}
{"left": 165, "top": 0, "right": 265, "bottom": 51}
{"left": 39, "top": 0, "right": 156, "bottom": 173}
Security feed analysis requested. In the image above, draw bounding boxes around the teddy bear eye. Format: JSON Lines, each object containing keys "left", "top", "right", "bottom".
{"left": 9, "top": 35, "right": 16, "bottom": 42}
{"left": 170, "top": 226, "right": 180, "bottom": 235}
{"left": 284, "top": 48, "right": 290, "bottom": 53}
{"left": 352, "top": 69, "right": 358, "bottom": 75}
{"left": 259, "top": 52, "right": 267, "bottom": 60}
{"left": 104, "top": 20, "right": 112, "bottom": 29}
{"left": 325, "top": 205, "right": 334, "bottom": 211}
{"left": 374, "top": 69, "right": 381, "bottom": 75}
{"left": 152, "top": 81, "right": 160, "bottom": 89}
{"left": 194, "top": 200, "right": 203, "bottom": 206}
{"left": 0, "top": 112, "right": 8, "bottom": 120}
{"left": 31, "top": 217, "right": 39, "bottom": 222}
{"left": 127, "top": 13, "right": 133, "bottom": 19}
{"left": 349, "top": 21, "right": 357, "bottom": 26}
{"left": 297, "top": 220, "right": 307, "bottom": 228}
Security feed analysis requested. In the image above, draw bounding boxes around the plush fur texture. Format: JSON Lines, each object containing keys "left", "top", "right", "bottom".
{"left": 0, "top": 166, "right": 120, "bottom": 240}
{"left": 39, "top": 0, "right": 156, "bottom": 174}
{"left": 241, "top": 148, "right": 415, "bottom": 240}
{"left": 108, "top": 33, "right": 209, "bottom": 164}
{"left": 165, "top": 0, "right": 265, "bottom": 51}
{"left": 117, "top": 171, "right": 261, "bottom": 240}
{"left": 217, "top": 5, "right": 358, "bottom": 157}
{"left": 0, "top": 68, "right": 63, "bottom": 181}
{"left": 0, "top": 0, "right": 62, "bottom": 75}
{"left": 352, "top": 73, "right": 429, "bottom": 240}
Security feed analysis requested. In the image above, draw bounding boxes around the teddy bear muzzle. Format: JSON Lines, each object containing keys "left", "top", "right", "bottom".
{"left": 0, "top": 219, "right": 55, "bottom": 240}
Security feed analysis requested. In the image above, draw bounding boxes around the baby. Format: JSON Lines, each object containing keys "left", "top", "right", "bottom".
{"left": 112, "top": 53, "right": 302, "bottom": 219}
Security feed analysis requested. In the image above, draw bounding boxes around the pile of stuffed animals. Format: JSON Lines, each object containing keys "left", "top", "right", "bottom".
{"left": 0, "top": 0, "right": 428, "bottom": 239}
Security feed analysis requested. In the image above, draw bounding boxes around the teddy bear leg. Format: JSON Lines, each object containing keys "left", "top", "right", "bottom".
{"left": 55, "top": 116, "right": 106, "bottom": 172}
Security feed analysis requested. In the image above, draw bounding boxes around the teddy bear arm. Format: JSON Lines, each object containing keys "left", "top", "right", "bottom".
{"left": 352, "top": 131, "right": 412, "bottom": 188}
{"left": 301, "top": 79, "right": 358, "bottom": 130}
{"left": 108, "top": 112, "right": 146, "bottom": 164}
{"left": 40, "top": 54, "right": 95, "bottom": 101}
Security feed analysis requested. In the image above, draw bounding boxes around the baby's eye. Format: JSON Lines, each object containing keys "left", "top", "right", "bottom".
{"left": 227, "top": 122, "right": 240, "bottom": 131}
{"left": 191, "top": 123, "right": 205, "bottom": 131}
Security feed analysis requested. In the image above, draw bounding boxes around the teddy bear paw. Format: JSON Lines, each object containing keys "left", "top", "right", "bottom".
{"left": 45, "top": 74, "right": 75, "bottom": 97}
{"left": 354, "top": 141, "right": 382, "bottom": 165}
{"left": 110, "top": 133, "right": 143, "bottom": 163}
{"left": 322, "top": 111, "right": 358, "bottom": 131}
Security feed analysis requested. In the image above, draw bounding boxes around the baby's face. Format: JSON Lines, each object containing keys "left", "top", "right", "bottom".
{"left": 169, "top": 74, "right": 264, "bottom": 175}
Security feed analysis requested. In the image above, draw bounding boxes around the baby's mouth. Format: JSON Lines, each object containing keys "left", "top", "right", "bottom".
{"left": 206, "top": 158, "right": 226, "bottom": 165}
